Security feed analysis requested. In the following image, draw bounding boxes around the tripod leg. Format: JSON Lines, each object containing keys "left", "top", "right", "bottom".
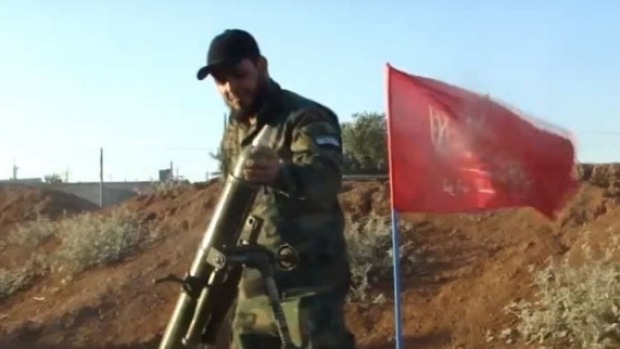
{"left": 262, "top": 274, "right": 297, "bottom": 349}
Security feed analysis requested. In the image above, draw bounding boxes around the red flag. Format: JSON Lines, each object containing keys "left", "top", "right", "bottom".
{"left": 385, "top": 64, "right": 577, "bottom": 219}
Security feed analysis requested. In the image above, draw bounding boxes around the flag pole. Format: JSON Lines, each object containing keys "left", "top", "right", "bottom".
{"left": 385, "top": 63, "right": 404, "bottom": 349}
{"left": 390, "top": 210, "right": 403, "bottom": 349}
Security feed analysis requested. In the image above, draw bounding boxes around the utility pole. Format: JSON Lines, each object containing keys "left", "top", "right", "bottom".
{"left": 12, "top": 159, "right": 18, "bottom": 180}
{"left": 99, "top": 148, "right": 103, "bottom": 207}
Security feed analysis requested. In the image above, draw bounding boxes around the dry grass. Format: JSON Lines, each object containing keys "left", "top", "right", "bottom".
{"left": 504, "top": 230, "right": 620, "bottom": 349}
{"left": 0, "top": 257, "right": 40, "bottom": 299}
{"left": 149, "top": 179, "right": 192, "bottom": 195}
{"left": 0, "top": 207, "right": 160, "bottom": 299}
{"left": 7, "top": 197, "right": 619, "bottom": 349}
{"left": 1, "top": 200, "right": 410, "bottom": 305}
{"left": 6, "top": 211, "right": 57, "bottom": 246}
{"left": 9, "top": 201, "right": 618, "bottom": 348}
{"left": 344, "top": 213, "right": 415, "bottom": 303}
{"left": 48, "top": 208, "right": 159, "bottom": 275}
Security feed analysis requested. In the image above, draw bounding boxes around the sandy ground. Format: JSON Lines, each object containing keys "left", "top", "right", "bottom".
{"left": 1, "top": 163, "right": 619, "bottom": 349}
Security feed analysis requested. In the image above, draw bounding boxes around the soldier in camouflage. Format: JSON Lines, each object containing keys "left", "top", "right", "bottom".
{"left": 196, "top": 29, "right": 357, "bottom": 349}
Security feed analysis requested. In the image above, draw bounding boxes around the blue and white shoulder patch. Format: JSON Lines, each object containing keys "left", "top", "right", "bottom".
{"left": 315, "top": 135, "right": 340, "bottom": 147}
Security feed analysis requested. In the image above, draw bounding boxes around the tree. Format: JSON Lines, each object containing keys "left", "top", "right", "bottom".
{"left": 44, "top": 173, "right": 63, "bottom": 183}
{"left": 340, "top": 111, "right": 388, "bottom": 174}
{"left": 208, "top": 111, "right": 389, "bottom": 176}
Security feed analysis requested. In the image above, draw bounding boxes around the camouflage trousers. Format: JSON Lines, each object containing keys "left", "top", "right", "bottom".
{"left": 230, "top": 289, "right": 356, "bottom": 349}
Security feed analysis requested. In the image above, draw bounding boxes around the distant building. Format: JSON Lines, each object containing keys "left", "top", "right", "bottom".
{"left": 159, "top": 168, "right": 173, "bottom": 181}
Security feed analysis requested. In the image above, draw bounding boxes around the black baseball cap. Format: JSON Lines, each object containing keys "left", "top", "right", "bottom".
{"left": 196, "top": 29, "right": 261, "bottom": 80}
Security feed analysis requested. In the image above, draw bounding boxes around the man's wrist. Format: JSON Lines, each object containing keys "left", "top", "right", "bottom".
{"left": 271, "top": 162, "right": 294, "bottom": 194}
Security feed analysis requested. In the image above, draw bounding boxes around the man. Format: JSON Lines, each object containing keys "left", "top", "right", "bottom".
{"left": 196, "top": 29, "right": 357, "bottom": 349}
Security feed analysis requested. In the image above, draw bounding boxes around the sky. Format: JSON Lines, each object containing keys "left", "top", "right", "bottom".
{"left": 1, "top": 0, "right": 619, "bottom": 183}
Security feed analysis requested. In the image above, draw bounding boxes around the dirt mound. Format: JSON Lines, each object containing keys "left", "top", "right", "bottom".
{"left": 0, "top": 184, "right": 99, "bottom": 232}
{"left": 0, "top": 184, "right": 101, "bottom": 277}
{"left": 1, "top": 165, "right": 620, "bottom": 349}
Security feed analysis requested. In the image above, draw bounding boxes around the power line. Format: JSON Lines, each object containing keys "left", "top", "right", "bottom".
{"left": 577, "top": 131, "right": 620, "bottom": 135}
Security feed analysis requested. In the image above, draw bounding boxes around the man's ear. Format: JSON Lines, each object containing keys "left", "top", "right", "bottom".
{"left": 257, "top": 55, "right": 268, "bottom": 73}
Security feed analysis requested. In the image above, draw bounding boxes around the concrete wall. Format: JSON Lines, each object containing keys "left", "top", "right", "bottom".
{"left": 1, "top": 173, "right": 388, "bottom": 208}
{"left": 47, "top": 181, "right": 156, "bottom": 207}
{"left": 0, "top": 179, "right": 157, "bottom": 207}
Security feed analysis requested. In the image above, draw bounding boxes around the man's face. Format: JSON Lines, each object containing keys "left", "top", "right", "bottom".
{"left": 211, "top": 58, "right": 266, "bottom": 113}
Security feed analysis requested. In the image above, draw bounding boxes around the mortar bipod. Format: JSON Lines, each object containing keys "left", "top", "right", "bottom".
{"left": 207, "top": 243, "right": 300, "bottom": 349}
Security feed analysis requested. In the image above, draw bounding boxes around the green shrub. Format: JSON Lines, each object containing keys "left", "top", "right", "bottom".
{"left": 0, "top": 258, "right": 39, "bottom": 299}
{"left": 7, "top": 212, "right": 57, "bottom": 246}
{"left": 48, "top": 208, "right": 156, "bottom": 275}
{"left": 505, "top": 231, "right": 620, "bottom": 349}
{"left": 344, "top": 213, "right": 415, "bottom": 303}
{"left": 0, "top": 207, "right": 160, "bottom": 298}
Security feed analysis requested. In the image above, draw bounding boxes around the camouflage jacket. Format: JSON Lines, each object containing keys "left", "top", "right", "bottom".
{"left": 219, "top": 79, "right": 351, "bottom": 299}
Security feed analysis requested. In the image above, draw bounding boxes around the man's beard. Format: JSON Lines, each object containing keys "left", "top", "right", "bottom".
{"left": 228, "top": 77, "right": 270, "bottom": 122}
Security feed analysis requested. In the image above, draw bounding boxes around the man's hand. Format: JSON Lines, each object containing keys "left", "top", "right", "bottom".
{"left": 243, "top": 146, "right": 281, "bottom": 185}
